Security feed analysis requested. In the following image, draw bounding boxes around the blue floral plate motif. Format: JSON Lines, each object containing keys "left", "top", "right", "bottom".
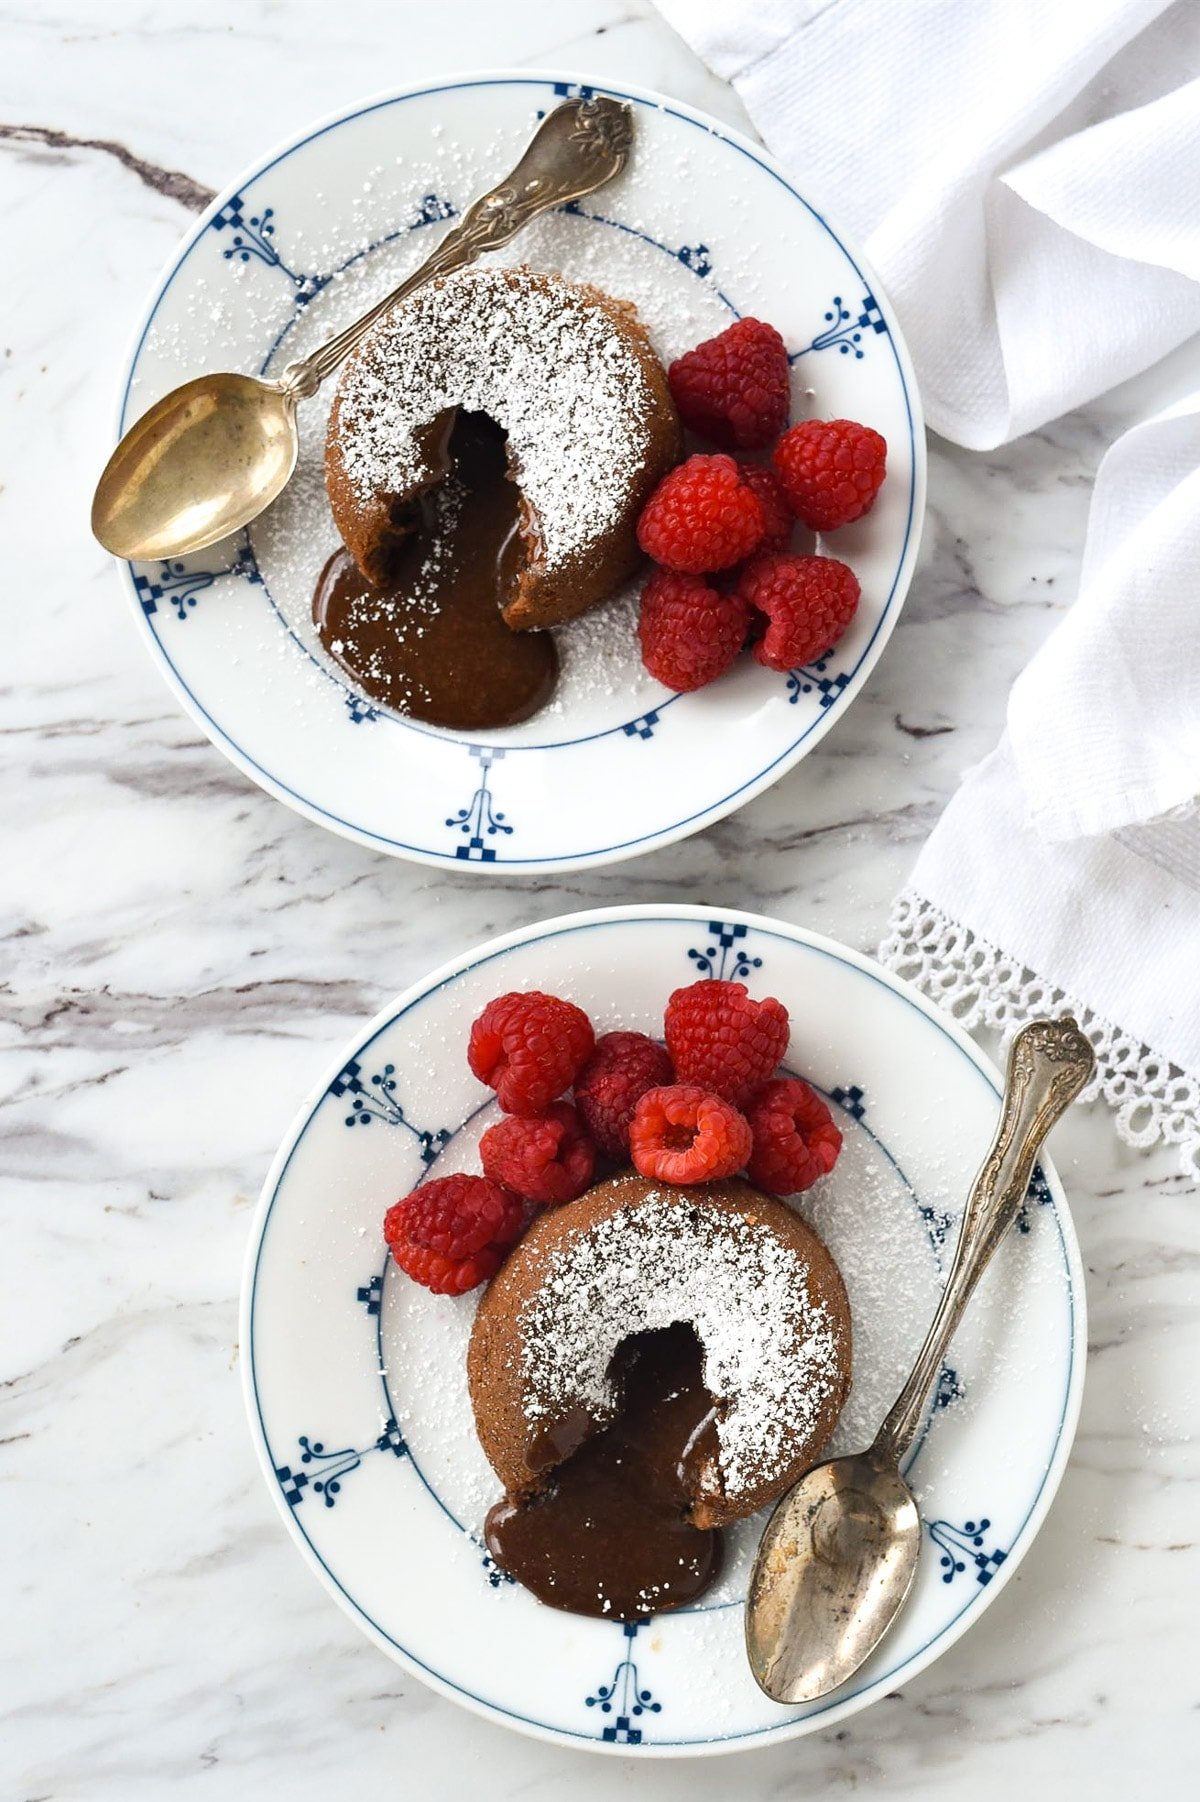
{"left": 242, "top": 906, "right": 1084, "bottom": 1754}
{"left": 115, "top": 71, "right": 924, "bottom": 871}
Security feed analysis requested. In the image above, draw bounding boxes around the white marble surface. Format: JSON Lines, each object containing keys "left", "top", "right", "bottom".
{"left": 2, "top": 2, "right": 1197, "bottom": 1795}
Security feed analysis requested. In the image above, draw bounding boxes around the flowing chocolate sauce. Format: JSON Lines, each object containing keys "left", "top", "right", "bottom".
{"left": 314, "top": 413, "right": 557, "bottom": 729}
{"left": 484, "top": 1324, "right": 724, "bottom": 1620}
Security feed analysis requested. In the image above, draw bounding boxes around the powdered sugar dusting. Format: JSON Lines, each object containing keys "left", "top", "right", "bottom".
{"left": 333, "top": 265, "right": 659, "bottom": 573}
{"left": 519, "top": 1190, "right": 844, "bottom": 1505}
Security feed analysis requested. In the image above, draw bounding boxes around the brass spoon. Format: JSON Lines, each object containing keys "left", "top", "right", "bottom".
{"left": 746, "top": 1015, "right": 1095, "bottom": 1704}
{"left": 91, "top": 96, "right": 634, "bottom": 562}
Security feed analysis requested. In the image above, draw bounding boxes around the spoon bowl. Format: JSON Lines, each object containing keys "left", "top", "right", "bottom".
{"left": 746, "top": 1453, "right": 920, "bottom": 1703}
{"left": 91, "top": 373, "right": 298, "bottom": 562}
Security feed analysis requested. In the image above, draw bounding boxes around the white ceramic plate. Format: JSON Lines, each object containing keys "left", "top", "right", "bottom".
{"left": 115, "top": 71, "right": 924, "bottom": 872}
{"left": 242, "top": 905, "right": 1083, "bottom": 1756}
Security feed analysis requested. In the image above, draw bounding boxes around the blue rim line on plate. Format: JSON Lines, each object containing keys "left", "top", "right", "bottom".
{"left": 242, "top": 905, "right": 1082, "bottom": 1753}
{"left": 114, "top": 71, "right": 925, "bottom": 871}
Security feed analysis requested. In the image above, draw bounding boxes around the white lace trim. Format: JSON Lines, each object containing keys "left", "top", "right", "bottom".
{"left": 880, "top": 891, "right": 1200, "bottom": 1179}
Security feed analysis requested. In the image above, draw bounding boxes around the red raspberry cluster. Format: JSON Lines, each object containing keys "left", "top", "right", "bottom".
{"left": 632, "top": 314, "right": 888, "bottom": 693}
{"left": 384, "top": 979, "right": 843, "bottom": 1295}
{"left": 629, "top": 980, "right": 840, "bottom": 1189}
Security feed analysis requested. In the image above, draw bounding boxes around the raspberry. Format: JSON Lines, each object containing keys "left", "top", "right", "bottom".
{"left": 384, "top": 1173, "right": 524, "bottom": 1295}
{"left": 668, "top": 318, "right": 790, "bottom": 451}
{"left": 480, "top": 1101, "right": 596, "bottom": 1207}
{"left": 629, "top": 1083, "right": 752, "bottom": 1184}
{"left": 637, "top": 454, "right": 765, "bottom": 574}
{"left": 574, "top": 1031, "right": 675, "bottom": 1160}
{"left": 468, "top": 990, "right": 595, "bottom": 1117}
{"left": 737, "top": 553, "right": 860, "bottom": 672}
{"left": 737, "top": 462, "right": 793, "bottom": 552}
{"left": 637, "top": 569, "right": 750, "bottom": 692}
{"left": 664, "top": 979, "right": 790, "bottom": 1107}
{"left": 745, "top": 1078, "right": 843, "bottom": 1195}
{"left": 773, "top": 418, "right": 887, "bottom": 532}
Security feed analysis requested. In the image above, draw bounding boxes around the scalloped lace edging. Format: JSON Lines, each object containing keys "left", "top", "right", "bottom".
{"left": 880, "top": 891, "right": 1200, "bottom": 1179}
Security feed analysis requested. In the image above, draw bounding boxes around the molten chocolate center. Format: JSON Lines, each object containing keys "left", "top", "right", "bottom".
{"left": 484, "top": 1323, "right": 724, "bottom": 1619}
{"left": 314, "top": 411, "right": 557, "bottom": 729}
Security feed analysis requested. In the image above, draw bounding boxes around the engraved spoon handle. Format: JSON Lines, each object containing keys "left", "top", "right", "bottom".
{"left": 277, "top": 95, "right": 633, "bottom": 401}
{"left": 871, "top": 1016, "right": 1094, "bottom": 1467}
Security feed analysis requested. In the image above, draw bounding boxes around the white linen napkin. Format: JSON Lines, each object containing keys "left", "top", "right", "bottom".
{"left": 656, "top": 0, "right": 1200, "bottom": 448}
{"left": 1008, "top": 390, "right": 1200, "bottom": 842}
{"left": 659, "top": 0, "right": 1200, "bottom": 1171}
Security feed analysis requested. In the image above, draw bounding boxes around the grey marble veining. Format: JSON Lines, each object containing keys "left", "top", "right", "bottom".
{"left": 3, "top": 1, "right": 1198, "bottom": 1795}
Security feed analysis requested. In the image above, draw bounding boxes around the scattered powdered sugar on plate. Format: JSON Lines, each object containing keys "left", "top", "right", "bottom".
{"left": 542, "top": 581, "right": 658, "bottom": 718}
{"left": 378, "top": 1102, "right": 512, "bottom": 1531}
{"left": 517, "top": 1190, "right": 843, "bottom": 1507}
{"left": 797, "top": 1118, "right": 947, "bottom": 1450}
{"left": 484, "top": 204, "right": 735, "bottom": 365}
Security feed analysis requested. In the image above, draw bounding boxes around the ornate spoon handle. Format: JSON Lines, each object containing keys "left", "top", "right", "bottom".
{"left": 278, "top": 96, "right": 633, "bottom": 400}
{"left": 872, "top": 1016, "right": 1094, "bottom": 1466}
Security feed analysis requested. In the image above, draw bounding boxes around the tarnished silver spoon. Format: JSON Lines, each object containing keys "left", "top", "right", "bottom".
{"left": 746, "top": 1015, "right": 1095, "bottom": 1704}
{"left": 91, "top": 95, "right": 634, "bottom": 562}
